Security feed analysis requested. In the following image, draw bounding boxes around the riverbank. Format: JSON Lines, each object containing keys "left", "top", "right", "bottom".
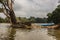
{"left": 0, "top": 23, "right": 60, "bottom": 29}
{"left": 31, "top": 24, "right": 60, "bottom": 29}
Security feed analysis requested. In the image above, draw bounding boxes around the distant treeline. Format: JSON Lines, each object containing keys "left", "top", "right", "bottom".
{"left": 0, "top": 17, "right": 10, "bottom": 23}
{"left": 0, "top": 17, "right": 47, "bottom": 23}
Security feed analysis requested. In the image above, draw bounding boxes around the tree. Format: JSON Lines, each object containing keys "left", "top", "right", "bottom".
{"left": 0, "top": 17, "right": 5, "bottom": 23}
{"left": 47, "top": 13, "right": 52, "bottom": 23}
{"left": 4, "top": 17, "right": 10, "bottom": 23}
{"left": 28, "top": 17, "right": 36, "bottom": 23}
{"left": 0, "top": 0, "right": 17, "bottom": 24}
{"left": 0, "top": 8, "right": 3, "bottom": 12}
{"left": 47, "top": 5, "right": 60, "bottom": 24}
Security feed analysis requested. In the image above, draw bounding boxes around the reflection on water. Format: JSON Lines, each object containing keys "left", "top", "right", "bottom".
{"left": 0, "top": 23, "right": 60, "bottom": 40}
{"left": 8, "top": 28, "right": 16, "bottom": 40}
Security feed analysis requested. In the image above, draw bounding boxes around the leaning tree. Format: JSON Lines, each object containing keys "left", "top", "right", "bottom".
{"left": 0, "top": 0, "right": 17, "bottom": 24}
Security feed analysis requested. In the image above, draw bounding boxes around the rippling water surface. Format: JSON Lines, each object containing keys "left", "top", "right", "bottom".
{"left": 0, "top": 23, "right": 60, "bottom": 40}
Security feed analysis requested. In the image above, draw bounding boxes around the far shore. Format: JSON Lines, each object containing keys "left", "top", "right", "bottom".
{"left": 32, "top": 23, "right": 60, "bottom": 29}
{"left": 0, "top": 23, "right": 60, "bottom": 29}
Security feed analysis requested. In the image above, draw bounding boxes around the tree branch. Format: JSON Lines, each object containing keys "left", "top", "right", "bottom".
{"left": 2, "top": 6, "right": 10, "bottom": 18}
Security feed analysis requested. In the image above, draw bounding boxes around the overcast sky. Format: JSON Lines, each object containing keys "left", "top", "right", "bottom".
{"left": 0, "top": 0, "right": 59, "bottom": 18}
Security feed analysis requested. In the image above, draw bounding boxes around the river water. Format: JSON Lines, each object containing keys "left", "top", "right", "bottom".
{"left": 0, "top": 23, "right": 60, "bottom": 40}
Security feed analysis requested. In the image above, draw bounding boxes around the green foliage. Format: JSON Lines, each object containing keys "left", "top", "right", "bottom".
{"left": 0, "top": 17, "right": 5, "bottom": 23}
{"left": 18, "top": 17, "right": 30, "bottom": 23}
{"left": 0, "top": 17, "right": 47, "bottom": 23}
{"left": 47, "top": 5, "right": 60, "bottom": 24}
{"left": 4, "top": 17, "right": 10, "bottom": 23}
{"left": 47, "top": 13, "right": 52, "bottom": 23}
{"left": 17, "top": 17, "right": 47, "bottom": 23}
{"left": 0, "top": 17, "right": 10, "bottom": 23}
{"left": 0, "top": 8, "right": 3, "bottom": 12}
{"left": 35, "top": 18, "right": 47, "bottom": 23}
{"left": 0, "top": 0, "right": 6, "bottom": 4}
{"left": 28, "top": 17, "right": 36, "bottom": 23}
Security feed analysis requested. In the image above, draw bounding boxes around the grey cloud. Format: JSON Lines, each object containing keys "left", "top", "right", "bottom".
{"left": 0, "top": 0, "right": 59, "bottom": 18}
{"left": 14, "top": 2, "right": 22, "bottom": 11}
{"left": 58, "top": 0, "right": 60, "bottom": 3}
{"left": 13, "top": 0, "right": 59, "bottom": 18}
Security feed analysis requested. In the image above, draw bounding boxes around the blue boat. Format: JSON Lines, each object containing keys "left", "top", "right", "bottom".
{"left": 40, "top": 23, "right": 54, "bottom": 26}
{"left": 35, "top": 23, "right": 54, "bottom": 26}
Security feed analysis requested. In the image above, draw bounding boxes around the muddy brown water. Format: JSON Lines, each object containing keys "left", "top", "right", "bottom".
{"left": 0, "top": 23, "right": 60, "bottom": 40}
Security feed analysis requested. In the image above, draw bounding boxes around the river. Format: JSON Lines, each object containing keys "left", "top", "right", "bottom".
{"left": 0, "top": 23, "right": 60, "bottom": 40}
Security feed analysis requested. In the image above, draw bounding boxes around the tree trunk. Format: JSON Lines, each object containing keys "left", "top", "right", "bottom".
{"left": 8, "top": 0, "right": 17, "bottom": 24}
{"left": 9, "top": 10, "right": 17, "bottom": 24}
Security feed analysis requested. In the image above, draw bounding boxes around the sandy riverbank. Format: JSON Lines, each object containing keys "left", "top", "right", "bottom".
{"left": 31, "top": 24, "right": 60, "bottom": 29}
